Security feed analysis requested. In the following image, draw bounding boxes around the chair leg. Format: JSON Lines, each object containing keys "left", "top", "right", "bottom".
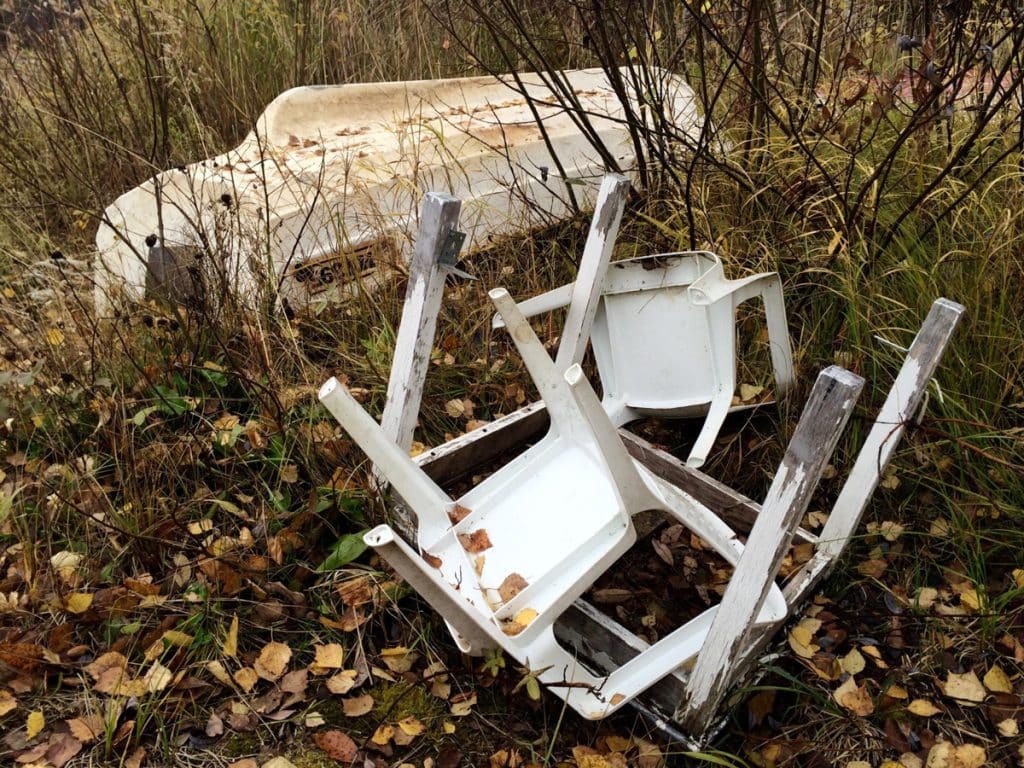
{"left": 489, "top": 287, "right": 577, "bottom": 435}
{"left": 319, "top": 378, "right": 453, "bottom": 543}
{"left": 564, "top": 364, "right": 663, "bottom": 514}
{"left": 757, "top": 275, "right": 796, "bottom": 396}
{"left": 554, "top": 174, "right": 630, "bottom": 372}
{"left": 686, "top": 387, "right": 732, "bottom": 468}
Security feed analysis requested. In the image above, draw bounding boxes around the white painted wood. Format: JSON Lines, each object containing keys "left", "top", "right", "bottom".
{"left": 680, "top": 366, "right": 864, "bottom": 733}
{"left": 553, "top": 174, "right": 630, "bottom": 372}
{"left": 378, "top": 193, "right": 462, "bottom": 456}
{"left": 783, "top": 298, "right": 965, "bottom": 604}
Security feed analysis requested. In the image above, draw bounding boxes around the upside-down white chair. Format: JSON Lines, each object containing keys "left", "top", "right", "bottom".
{"left": 319, "top": 283, "right": 787, "bottom": 719}
{"left": 496, "top": 250, "right": 796, "bottom": 467}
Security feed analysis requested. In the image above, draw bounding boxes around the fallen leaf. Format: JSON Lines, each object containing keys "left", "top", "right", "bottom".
{"left": 206, "top": 660, "right": 233, "bottom": 686}
{"left": 161, "top": 630, "right": 193, "bottom": 648}
{"left": 314, "top": 643, "right": 344, "bottom": 670}
{"left": 942, "top": 671, "right": 985, "bottom": 703}
{"left": 0, "top": 689, "right": 16, "bottom": 716}
{"left": 983, "top": 663, "right": 1012, "bottom": 694}
{"left": 448, "top": 504, "right": 472, "bottom": 524}
{"left": 45, "top": 733, "right": 84, "bottom": 768}
{"left": 514, "top": 608, "right": 538, "bottom": 627}
{"left": 206, "top": 711, "right": 224, "bottom": 737}
{"left": 27, "top": 709, "right": 45, "bottom": 739}
{"left": 458, "top": 529, "right": 492, "bottom": 553}
{"left": 886, "top": 684, "right": 909, "bottom": 700}
{"left": 305, "top": 712, "right": 326, "bottom": 728}
{"left": 450, "top": 691, "right": 477, "bottom": 716}
{"left": 498, "top": 573, "right": 528, "bottom": 603}
{"left": 915, "top": 588, "right": 938, "bottom": 610}
{"left": 254, "top": 642, "right": 291, "bottom": 681}
{"left": 952, "top": 744, "right": 986, "bottom": 768}
{"left": 233, "top": 667, "right": 259, "bottom": 692}
{"left": 423, "top": 551, "right": 443, "bottom": 568}
{"left": 397, "top": 716, "right": 425, "bottom": 737}
{"left": 314, "top": 730, "right": 357, "bottom": 762}
{"left": 788, "top": 625, "right": 818, "bottom": 658}
{"left": 66, "top": 714, "right": 104, "bottom": 743}
{"left": 143, "top": 661, "right": 173, "bottom": 693}
{"left": 834, "top": 677, "right": 874, "bottom": 716}
{"left": 907, "top": 698, "right": 941, "bottom": 716}
{"left": 124, "top": 746, "right": 146, "bottom": 768}
{"left": 740, "top": 383, "right": 764, "bottom": 402}
{"left": 997, "top": 718, "right": 1019, "bottom": 737}
{"left": 380, "top": 646, "right": 417, "bottom": 673}
{"left": 280, "top": 668, "right": 308, "bottom": 694}
{"left": 262, "top": 758, "right": 298, "bottom": 768}
{"left": 222, "top": 615, "right": 239, "bottom": 658}
{"left": 326, "top": 670, "right": 358, "bottom": 695}
{"left": 841, "top": 648, "right": 866, "bottom": 675}
{"left": 371, "top": 723, "right": 394, "bottom": 745}
{"left": 342, "top": 694, "right": 374, "bottom": 716}
{"left": 64, "top": 593, "right": 93, "bottom": 614}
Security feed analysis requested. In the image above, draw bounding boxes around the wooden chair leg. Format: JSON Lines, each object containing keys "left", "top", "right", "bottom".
{"left": 553, "top": 174, "right": 630, "bottom": 372}
{"left": 679, "top": 365, "right": 864, "bottom": 733}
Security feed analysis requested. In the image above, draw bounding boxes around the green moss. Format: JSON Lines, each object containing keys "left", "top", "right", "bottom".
{"left": 371, "top": 680, "right": 445, "bottom": 722}
{"left": 290, "top": 748, "right": 338, "bottom": 768}
{"left": 221, "top": 732, "right": 263, "bottom": 758}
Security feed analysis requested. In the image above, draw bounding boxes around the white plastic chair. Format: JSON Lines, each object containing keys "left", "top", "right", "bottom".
{"left": 496, "top": 251, "right": 795, "bottom": 467}
{"left": 319, "top": 285, "right": 787, "bottom": 719}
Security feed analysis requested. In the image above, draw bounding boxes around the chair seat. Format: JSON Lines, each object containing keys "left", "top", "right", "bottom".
{"left": 423, "top": 440, "right": 637, "bottom": 639}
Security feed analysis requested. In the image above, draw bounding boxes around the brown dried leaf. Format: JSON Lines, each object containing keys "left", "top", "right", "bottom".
{"left": 834, "top": 677, "right": 874, "bottom": 716}
{"left": 983, "top": 664, "right": 1012, "bottom": 694}
{"left": 280, "top": 668, "right": 308, "bottom": 694}
{"left": 498, "top": 573, "right": 528, "bottom": 603}
{"left": 422, "top": 551, "right": 443, "bottom": 569}
{"left": 448, "top": 504, "right": 472, "bottom": 524}
{"left": 342, "top": 693, "right": 374, "bottom": 716}
{"left": 450, "top": 691, "right": 477, "bottom": 716}
{"left": 458, "top": 529, "right": 492, "bottom": 553}
{"left": 233, "top": 667, "right": 259, "bottom": 693}
{"left": 45, "top": 733, "right": 83, "bottom": 768}
{"left": 313, "top": 730, "right": 358, "bottom": 762}
{"left": 66, "top": 714, "right": 104, "bottom": 743}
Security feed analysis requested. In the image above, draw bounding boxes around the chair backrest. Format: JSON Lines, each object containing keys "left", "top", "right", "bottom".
{"left": 590, "top": 253, "right": 731, "bottom": 413}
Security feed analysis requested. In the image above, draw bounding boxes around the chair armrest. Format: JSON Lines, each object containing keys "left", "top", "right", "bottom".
{"left": 491, "top": 282, "right": 574, "bottom": 329}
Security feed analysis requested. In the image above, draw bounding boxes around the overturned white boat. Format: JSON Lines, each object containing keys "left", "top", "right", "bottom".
{"left": 94, "top": 67, "right": 705, "bottom": 313}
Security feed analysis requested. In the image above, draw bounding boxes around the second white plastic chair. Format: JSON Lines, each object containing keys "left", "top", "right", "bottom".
{"left": 498, "top": 251, "right": 795, "bottom": 467}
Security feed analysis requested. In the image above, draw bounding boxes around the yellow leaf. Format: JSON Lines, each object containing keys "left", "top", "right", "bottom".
{"left": 64, "top": 592, "right": 93, "bottom": 614}
{"left": 314, "top": 643, "right": 344, "bottom": 669}
{"left": 513, "top": 608, "right": 538, "bottom": 627}
{"left": 787, "top": 625, "right": 818, "bottom": 659}
{"left": 996, "top": 718, "right": 1019, "bottom": 737}
{"left": 443, "top": 721, "right": 456, "bottom": 734}
{"left": 371, "top": 724, "right": 394, "bottom": 745}
{"left": 907, "top": 698, "right": 941, "bottom": 716}
{"left": 254, "top": 641, "right": 291, "bottom": 681}
{"left": 45, "top": 328, "right": 65, "bottom": 346}
{"left": 739, "top": 383, "right": 764, "bottom": 402}
{"left": 222, "top": 615, "right": 238, "bottom": 658}
{"left": 233, "top": 667, "right": 259, "bottom": 693}
{"left": 397, "top": 716, "right": 425, "bottom": 737}
{"left": 0, "top": 690, "right": 16, "bottom": 716}
{"left": 914, "top": 587, "right": 938, "bottom": 610}
{"left": 26, "top": 710, "right": 45, "bottom": 739}
{"left": 952, "top": 744, "right": 986, "bottom": 768}
{"left": 161, "top": 630, "right": 193, "bottom": 648}
{"left": 886, "top": 684, "right": 909, "bottom": 700}
{"left": 942, "top": 670, "right": 986, "bottom": 702}
{"left": 1012, "top": 568, "right": 1024, "bottom": 589}
{"left": 983, "top": 663, "right": 1012, "bottom": 694}
{"left": 841, "top": 648, "right": 866, "bottom": 675}
{"left": 206, "top": 660, "right": 233, "bottom": 686}
{"left": 380, "top": 646, "right": 417, "bottom": 673}
{"left": 326, "top": 670, "right": 359, "bottom": 695}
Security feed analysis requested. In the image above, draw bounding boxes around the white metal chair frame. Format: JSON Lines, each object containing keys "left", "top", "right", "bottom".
{"left": 497, "top": 250, "right": 795, "bottom": 467}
